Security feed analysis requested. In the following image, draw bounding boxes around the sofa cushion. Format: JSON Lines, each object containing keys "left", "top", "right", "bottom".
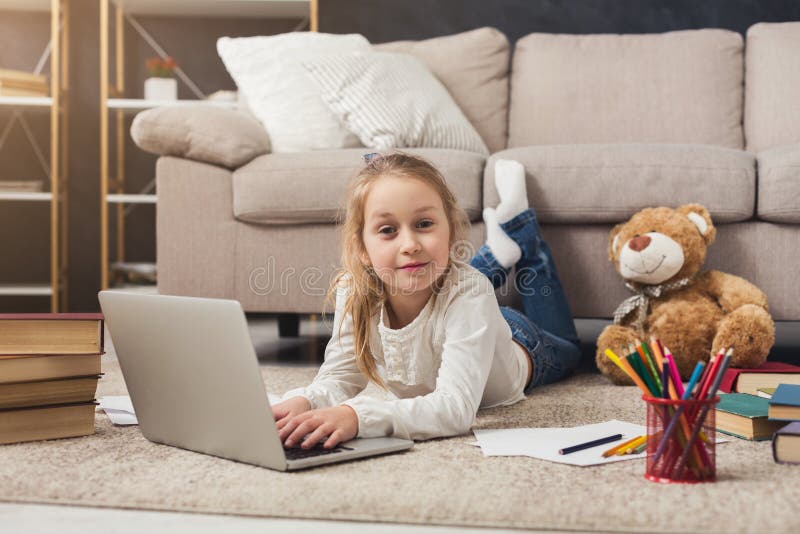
{"left": 375, "top": 27, "right": 510, "bottom": 153}
{"left": 756, "top": 144, "right": 800, "bottom": 223}
{"left": 508, "top": 29, "right": 744, "bottom": 149}
{"left": 745, "top": 22, "right": 800, "bottom": 153}
{"left": 233, "top": 148, "right": 485, "bottom": 224}
{"left": 217, "top": 32, "right": 370, "bottom": 152}
{"left": 302, "top": 52, "right": 488, "bottom": 155}
{"left": 484, "top": 144, "right": 755, "bottom": 224}
{"left": 131, "top": 105, "right": 270, "bottom": 168}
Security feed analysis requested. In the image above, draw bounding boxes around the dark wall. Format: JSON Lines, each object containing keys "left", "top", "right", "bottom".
{"left": 320, "top": 0, "right": 800, "bottom": 43}
{"left": 2, "top": 1, "right": 799, "bottom": 312}
{"left": 0, "top": 1, "right": 302, "bottom": 312}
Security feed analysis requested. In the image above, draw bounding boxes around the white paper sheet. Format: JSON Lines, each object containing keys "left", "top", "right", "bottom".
{"left": 98, "top": 396, "right": 138, "bottom": 425}
{"left": 473, "top": 420, "right": 648, "bottom": 466}
{"left": 99, "top": 393, "right": 284, "bottom": 426}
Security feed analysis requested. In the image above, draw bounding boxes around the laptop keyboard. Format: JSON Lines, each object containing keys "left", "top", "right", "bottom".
{"left": 284, "top": 443, "right": 354, "bottom": 461}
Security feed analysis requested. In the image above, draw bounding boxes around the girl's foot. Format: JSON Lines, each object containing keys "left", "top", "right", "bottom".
{"left": 483, "top": 207, "right": 521, "bottom": 268}
{"left": 494, "top": 159, "right": 529, "bottom": 223}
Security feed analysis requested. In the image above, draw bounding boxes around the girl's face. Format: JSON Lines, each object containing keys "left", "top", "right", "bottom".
{"left": 361, "top": 175, "right": 452, "bottom": 299}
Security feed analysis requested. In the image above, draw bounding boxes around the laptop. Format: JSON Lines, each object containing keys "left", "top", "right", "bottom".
{"left": 98, "top": 291, "right": 413, "bottom": 471}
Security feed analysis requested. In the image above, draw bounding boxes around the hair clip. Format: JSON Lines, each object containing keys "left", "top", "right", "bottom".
{"left": 362, "top": 152, "right": 381, "bottom": 164}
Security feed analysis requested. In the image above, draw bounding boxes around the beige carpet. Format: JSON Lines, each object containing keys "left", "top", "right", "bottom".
{"left": 1, "top": 360, "right": 798, "bottom": 533}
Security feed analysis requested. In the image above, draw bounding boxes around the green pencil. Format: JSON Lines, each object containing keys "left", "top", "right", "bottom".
{"left": 639, "top": 342, "right": 663, "bottom": 394}
{"left": 627, "top": 352, "right": 657, "bottom": 396}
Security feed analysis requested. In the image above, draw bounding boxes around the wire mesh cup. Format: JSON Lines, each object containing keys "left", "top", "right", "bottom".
{"left": 643, "top": 395, "right": 720, "bottom": 483}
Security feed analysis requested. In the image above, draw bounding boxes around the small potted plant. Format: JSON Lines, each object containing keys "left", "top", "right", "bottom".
{"left": 144, "top": 56, "right": 178, "bottom": 101}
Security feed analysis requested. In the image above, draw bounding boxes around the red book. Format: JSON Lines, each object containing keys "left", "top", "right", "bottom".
{"left": 719, "top": 361, "right": 800, "bottom": 395}
{"left": 0, "top": 313, "right": 104, "bottom": 355}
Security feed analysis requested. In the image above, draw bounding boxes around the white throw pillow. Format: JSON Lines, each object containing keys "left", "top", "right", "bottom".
{"left": 217, "top": 32, "right": 369, "bottom": 152}
{"left": 301, "top": 51, "right": 489, "bottom": 155}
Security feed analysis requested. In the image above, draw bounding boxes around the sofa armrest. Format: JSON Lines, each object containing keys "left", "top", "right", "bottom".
{"left": 131, "top": 105, "right": 270, "bottom": 169}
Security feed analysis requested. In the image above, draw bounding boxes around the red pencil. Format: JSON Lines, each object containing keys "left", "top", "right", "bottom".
{"left": 695, "top": 354, "right": 717, "bottom": 399}
{"left": 697, "top": 351, "right": 725, "bottom": 402}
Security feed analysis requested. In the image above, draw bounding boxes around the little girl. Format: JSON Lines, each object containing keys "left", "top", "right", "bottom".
{"left": 272, "top": 152, "right": 582, "bottom": 449}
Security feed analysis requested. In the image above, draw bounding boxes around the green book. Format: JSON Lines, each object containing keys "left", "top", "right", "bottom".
{"left": 757, "top": 387, "right": 776, "bottom": 399}
{"left": 716, "top": 393, "right": 786, "bottom": 441}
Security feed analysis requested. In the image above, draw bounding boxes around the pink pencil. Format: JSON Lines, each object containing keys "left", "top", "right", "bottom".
{"left": 663, "top": 346, "right": 685, "bottom": 398}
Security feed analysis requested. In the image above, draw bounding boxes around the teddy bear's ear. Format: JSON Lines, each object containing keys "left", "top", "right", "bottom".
{"left": 608, "top": 223, "right": 624, "bottom": 262}
{"left": 677, "top": 203, "right": 716, "bottom": 245}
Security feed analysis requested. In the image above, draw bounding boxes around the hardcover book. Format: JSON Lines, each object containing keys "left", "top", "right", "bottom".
{"left": 0, "top": 353, "right": 102, "bottom": 384}
{"left": 716, "top": 393, "right": 787, "bottom": 441}
{"left": 0, "top": 313, "right": 104, "bottom": 355}
{"left": 0, "top": 375, "right": 100, "bottom": 409}
{"left": 772, "top": 421, "right": 800, "bottom": 465}
{"left": 719, "top": 362, "right": 800, "bottom": 395}
{"left": 768, "top": 384, "right": 800, "bottom": 422}
{"left": 0, "top": 401, "right": 97, "bottom": 445}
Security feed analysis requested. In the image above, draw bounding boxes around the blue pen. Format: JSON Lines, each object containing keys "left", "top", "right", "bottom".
{"left": 682, "top": 361, "right": 706, "bottom": 400}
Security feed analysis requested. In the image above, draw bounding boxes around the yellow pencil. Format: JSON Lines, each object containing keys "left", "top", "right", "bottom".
{"left": 617, "top": 435, "right": 647, "bottom": 455}
{"left": 604, "top": 349, "right": 649, "bottom": 394}
{"left": 601, "top": 435, "right": 643, "bottom": 457}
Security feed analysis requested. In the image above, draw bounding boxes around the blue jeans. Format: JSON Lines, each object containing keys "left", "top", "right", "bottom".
{"left": 469, "top": 209, "right": 581, "bottom": 392}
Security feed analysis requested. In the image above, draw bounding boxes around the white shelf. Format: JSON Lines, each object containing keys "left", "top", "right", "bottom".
{"left": 0, "top": 96, "right": 52, "bottom": 108}
{"left": 0, "top": 192, "right": 52, "bottom": 201}
{"left": 107, "top": 193, "right": 157, "bottom": 204}
{"left": 107, "top": 98, "right": 237, "bottom": 111}
{"left": 0, "top": 284, "right": 52, "bottom": 296}
{"left": 112, "top": 0, "right": 309, "bottom": 18}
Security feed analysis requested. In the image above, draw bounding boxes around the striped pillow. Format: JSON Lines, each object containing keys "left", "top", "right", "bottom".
{"left": 301, "top": 52, "right": 489, "bottom": 155}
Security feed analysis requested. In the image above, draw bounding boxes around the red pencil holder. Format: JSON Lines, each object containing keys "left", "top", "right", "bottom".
{"left": 643, "top": 395, "right": 720, "bottom": 484}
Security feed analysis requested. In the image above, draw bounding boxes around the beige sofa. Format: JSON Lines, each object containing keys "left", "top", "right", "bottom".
{"left": 133, "top": 23, "right": 800, "bottom": 337}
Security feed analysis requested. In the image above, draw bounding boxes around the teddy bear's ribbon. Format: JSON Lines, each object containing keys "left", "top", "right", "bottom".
{"left": 613, "top": 276, "right": 695, "bottom": 331}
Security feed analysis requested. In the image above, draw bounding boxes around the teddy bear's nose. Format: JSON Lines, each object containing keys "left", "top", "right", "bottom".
{"left": 629, "top": 235, "right": 651, "bottom": 252}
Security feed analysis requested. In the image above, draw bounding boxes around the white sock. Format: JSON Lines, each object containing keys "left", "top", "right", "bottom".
{"left": 483, "top": 207, "right": 521, "bottom": 268}
{"left": 494, "top": 159, "right": 529, "bottom": 223}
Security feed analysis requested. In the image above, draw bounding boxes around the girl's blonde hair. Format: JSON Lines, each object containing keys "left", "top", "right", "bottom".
{"left": 328, "top": 152, "right": 470, "bottom": 389}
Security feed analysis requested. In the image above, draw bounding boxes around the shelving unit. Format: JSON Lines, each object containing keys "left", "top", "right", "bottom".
{"left": 99, "top": 0, "right": 315, "bottom": 289}
{"left": 0, "top": 0, "right": 68, "bottom": 311}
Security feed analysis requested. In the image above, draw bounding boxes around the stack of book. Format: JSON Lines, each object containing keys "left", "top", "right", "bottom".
{"left": 714, "top": 393, "right": 786, "bottom": 441}
{"left": 719, "top": 361, "right": 800, "bottom": 395}
{"left": 0, "top": 68, "right": 49, "bottom": 97}
{"left": 769, "top": 384, "right": 800, "bottom": 464}
{"left": 0, "top": 313, "right": 104, "bottom": 444}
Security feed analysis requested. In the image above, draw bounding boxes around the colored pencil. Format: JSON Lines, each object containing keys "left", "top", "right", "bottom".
{"left": 663, "top": 348, "right": 685, "bottom": 398}
{"left": 683, "top": 361, "right": 706, "bottom": 400}
{"left": 602, "top": 435, "right": 643, "bottom": 457}
{"left": 670, "top": 352, "right": 732, "bottom": 479}
{"left": 628, "top": 353, "right": 657, "bottom": 396}
{"left": 620, "top": 435, "right": 648, "bottom": 454}
{"left": 604, "top": 349, "right": 649, "bottom": 394}
{"left": 650, "top": 361, "right": 706, "bottom": 467}
{"left": 559, "top": 433, "right": 623, "bottom": 455}
{"left": 649, "top": 336, "right": 665, "bottom": 370}
{"left": 637, "top": 343, "right": 662, "bottom": 393}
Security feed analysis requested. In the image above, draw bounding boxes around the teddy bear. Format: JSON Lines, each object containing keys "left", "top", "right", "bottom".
{"left": 595, "top": 204, "right": 775, "bottom": 385}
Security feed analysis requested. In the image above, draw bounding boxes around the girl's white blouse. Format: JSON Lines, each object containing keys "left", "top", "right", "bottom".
{"left": 281, "top": 262, "right": 529, "bottom": 440}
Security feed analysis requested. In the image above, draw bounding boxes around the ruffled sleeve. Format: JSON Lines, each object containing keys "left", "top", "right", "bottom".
{"left": 281, "top": 284, "right": 368, "bottom": 408}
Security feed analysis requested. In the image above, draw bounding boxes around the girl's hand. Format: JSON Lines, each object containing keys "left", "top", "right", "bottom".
{"left": 280, "top": 405, "right": 359, "bottom": 449}
{"left": 272, "top": 396, "right": 311, "bottom": 431}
